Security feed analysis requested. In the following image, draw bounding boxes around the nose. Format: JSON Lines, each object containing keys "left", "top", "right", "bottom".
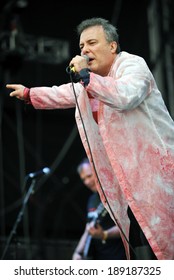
{"left": 81, "top": 44, "right": 90, "bottom": 56}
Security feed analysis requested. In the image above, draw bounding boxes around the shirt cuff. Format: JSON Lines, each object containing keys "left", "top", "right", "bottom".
{"left": 23, "top": 87, "right": 31, "bottom": 104}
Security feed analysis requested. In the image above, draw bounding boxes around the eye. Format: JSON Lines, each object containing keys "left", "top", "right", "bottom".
{"left": 89, "top": 40, "right": 97, "bottom": 46}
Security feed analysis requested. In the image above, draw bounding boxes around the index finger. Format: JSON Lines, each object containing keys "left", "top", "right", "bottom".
{"left": 6, "top": 84, "right": 22, "bottom": 90}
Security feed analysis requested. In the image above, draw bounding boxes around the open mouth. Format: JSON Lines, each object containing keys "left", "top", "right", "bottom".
{"left": 88, "top": 58, "right": 94, "bottom": 64}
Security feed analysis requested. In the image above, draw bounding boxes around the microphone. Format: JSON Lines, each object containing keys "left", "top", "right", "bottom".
{"left": 28, "top": 167, "right": 51, "bottom": 179}
{"left": 66, "top": 55, "right": 89, "bottom": 74}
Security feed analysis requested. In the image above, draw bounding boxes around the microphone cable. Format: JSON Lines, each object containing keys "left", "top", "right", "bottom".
{"left": 67, "top": 70, "right": 136, "bottom": 258}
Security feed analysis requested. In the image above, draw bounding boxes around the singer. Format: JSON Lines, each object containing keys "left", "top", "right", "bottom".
{"left": 6, "top": 17, "right": 174, "bottom": 260}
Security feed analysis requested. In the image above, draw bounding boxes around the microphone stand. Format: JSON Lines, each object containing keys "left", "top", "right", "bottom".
{"left": 1, "top": 178, "right": 37, "bottom": 260}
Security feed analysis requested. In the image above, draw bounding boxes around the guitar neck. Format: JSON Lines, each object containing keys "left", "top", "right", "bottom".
{"left": 83, "top": 234, "right": 92, "bottom": 259}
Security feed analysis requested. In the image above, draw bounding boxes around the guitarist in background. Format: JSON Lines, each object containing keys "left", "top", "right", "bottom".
{"left": 72, "top": 158, "right": 127, "bottom": 260}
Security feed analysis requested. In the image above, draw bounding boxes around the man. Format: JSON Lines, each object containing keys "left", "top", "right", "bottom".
{"left": 72, "top": 158, "right": 126, "bottom": 260}
{"left": 6, "top": 17, "right": 174, "bottom": 259}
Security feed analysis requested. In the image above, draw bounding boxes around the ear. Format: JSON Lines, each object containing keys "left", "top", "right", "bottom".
{"left": 110, "top": 41, "right": 117, "bottom": 53}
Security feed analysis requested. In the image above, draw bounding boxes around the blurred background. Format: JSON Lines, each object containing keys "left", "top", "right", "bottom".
{"left": 0, "top": 0, "right": 173, "bottom": 259}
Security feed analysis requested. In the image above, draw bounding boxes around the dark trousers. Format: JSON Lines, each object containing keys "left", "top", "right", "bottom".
{"left": 127, "top": 207, "right": 157, "bottom": 260}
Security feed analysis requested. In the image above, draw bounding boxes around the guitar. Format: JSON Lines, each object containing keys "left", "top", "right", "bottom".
{"left": 83, "top": 202, "right": 108, "bottom": 259}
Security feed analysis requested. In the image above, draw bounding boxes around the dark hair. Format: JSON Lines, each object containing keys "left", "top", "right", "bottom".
{"left": 76, "top": 17, "right": 121, "bottom": 54}
{"left": 77, "top": 158, "right": 89, "bottom": 174}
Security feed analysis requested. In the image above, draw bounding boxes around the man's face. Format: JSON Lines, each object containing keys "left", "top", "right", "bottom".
{"left": 79, "top": 163, "right": 97, "bottom": 192}
{"left": 79, "top": 25, "right": 117, "bottom": 76}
